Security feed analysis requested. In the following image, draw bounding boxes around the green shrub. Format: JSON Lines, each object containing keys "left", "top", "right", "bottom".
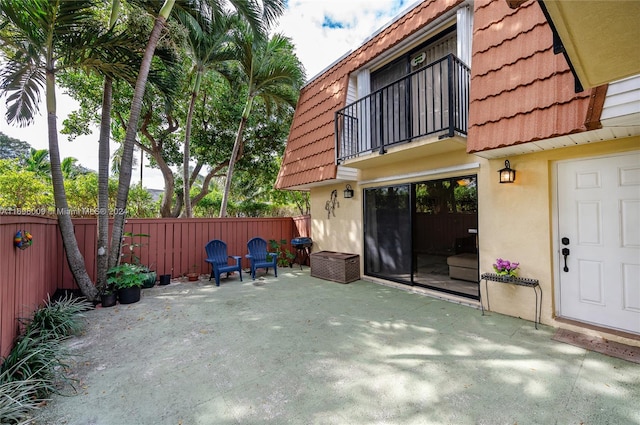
{"left": 21, "top": 294, "right": 92, "bottom": 340}
{"left": 0, "top": 353, "right": 51, "bottom": 423}
{"left": 0, "top": 294, "right": 89, "bottom": 422}
{"left": 0, "top": 330, "right": 66, "bottom": 397}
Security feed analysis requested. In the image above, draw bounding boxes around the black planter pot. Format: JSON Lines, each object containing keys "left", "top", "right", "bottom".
{"left": 141, "top": 271, "right": 157, "bottom": 288}
{"left": 101, "top": 293, "right": 117, "bottom": 308}
{"left": 117, "top": 286, "right": 141, "bottom": 304}
{"left": 159, "top": 274, "right": 171, "bottom": 285}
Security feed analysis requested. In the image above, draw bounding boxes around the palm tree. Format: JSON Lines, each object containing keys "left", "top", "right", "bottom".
{"left": 0, "top": 0, "right": 108, "bottom": 300}
{"left": 96, "top": 0, "right": 122, "bottom": 294}
{"left": 218, "top": 28, "right": 305, "bottom": 217}
{"left": 1, "top": 0, "right": 142, "bottom": 300}
{"left": 180, "top": 11, "right": 237, "bottom": 218}
{"left": 24, "top": 148, "right": 51, "bottom": 178}
{"left": 108, "top": 0, "right": 286, "bottom": 267}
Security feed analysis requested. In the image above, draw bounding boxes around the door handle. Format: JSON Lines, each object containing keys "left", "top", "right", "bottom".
{"left": 561, "top": 247, "right": 570, "bottom": 272}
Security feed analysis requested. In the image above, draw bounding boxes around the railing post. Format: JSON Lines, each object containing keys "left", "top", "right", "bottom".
{"left": 447, "top": 54, "right": 455, "bottom": 138}
{"left": 335, "top": 111, "right": 341, "bottom": 164}
{"left": 378, "top": 90, "right": 386, "bottom": 155}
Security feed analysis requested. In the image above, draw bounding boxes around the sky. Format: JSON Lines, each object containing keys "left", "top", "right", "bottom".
{"left": 0, "top": 0, "right": 415, "bottom": 190}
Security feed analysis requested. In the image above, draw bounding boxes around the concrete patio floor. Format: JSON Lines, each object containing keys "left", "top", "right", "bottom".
{"left": 33, "top": 269, "right": 639, "bottom": 425}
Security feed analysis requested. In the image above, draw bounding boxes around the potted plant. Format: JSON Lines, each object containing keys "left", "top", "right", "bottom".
{"left": 99, "top": 285, "right": 117, "bottom": 308}
{"left": 121, "top": 232, "right": 150, "bottom": 265}
{"left": 269, "top": 239, "right": 296, "bottom": 268}
{"left": 121, "top": 233, "right": 157, "bottom": 288}
{"left": 107, "top": 264, "right": 145, "bottom": 304}
{"left": 140, "top": 266, "right": 157, "bottom": 288}
{"left": 186, "top": 264, "right": 199, "bottom": 281}
{"left": 493, "top": 258, "right": 520, "bottom": 281}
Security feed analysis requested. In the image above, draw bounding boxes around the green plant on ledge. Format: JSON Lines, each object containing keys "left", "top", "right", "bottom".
{"left": 269, "top": 239, "right": 296, "bottom": 267}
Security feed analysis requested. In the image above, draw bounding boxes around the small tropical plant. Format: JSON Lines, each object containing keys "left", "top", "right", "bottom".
{"left": 121, "top": 232, "right": 150, "bottom": 265}
{"left": 107, "top": 263, "right": 146, "bottom": 289}
{"left": 269, "top": 239, "right": 296, "bottom": 267}
{"left": 0, "top": 330, "right": 66, "bottom": 398}
{"left": 0, "top": 293, "right": 89, "bottom": 421}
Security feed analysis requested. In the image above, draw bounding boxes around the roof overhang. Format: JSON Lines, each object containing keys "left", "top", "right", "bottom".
{"left": 471, "top": 124, "right": 640, "bottom": 160}
{"left": 538, "top": 0, "right": 640, "bottom": 90}
{"left": 280, "top": 166, "right": 360, "bottom": 191}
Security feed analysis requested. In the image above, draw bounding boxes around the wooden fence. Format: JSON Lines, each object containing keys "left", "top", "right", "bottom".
{"left": 1, "top": 214, "right": 311, "bottom": 358}
{"left": 0, "top": 215, "right": 63, "bottom": 359}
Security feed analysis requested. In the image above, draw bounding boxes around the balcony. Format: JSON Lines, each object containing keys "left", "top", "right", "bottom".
{"left": 335, "top": 54, "right": 470, "bottom": 165}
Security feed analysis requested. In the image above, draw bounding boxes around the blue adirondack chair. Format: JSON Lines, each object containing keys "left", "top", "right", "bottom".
{"left": 205, "top": 239, "right": 243, "bottom": 286}
{"left": 246, "top": 237, "right": 278, "bottom": 279}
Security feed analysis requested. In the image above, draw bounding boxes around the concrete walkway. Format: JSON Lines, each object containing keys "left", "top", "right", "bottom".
{"left": 33, "top": 269, "right": 639, "bottom": 425}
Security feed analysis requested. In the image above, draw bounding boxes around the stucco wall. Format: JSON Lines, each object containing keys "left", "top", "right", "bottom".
{"left": 310, "top": 148, "right": 483, "bottom": 273}
{"left": 479, "top": 136, "right": 640, "bottom": 327}
{"left": 310, "top": 185, "right": 363, "bottom": 260}
{"left": 308, "top": 136, "right": 639, "bottom": 341}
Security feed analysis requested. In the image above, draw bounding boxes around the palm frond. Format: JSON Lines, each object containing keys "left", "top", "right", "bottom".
{"left": 1, "top": 59, "right": 45, "bottom": 126}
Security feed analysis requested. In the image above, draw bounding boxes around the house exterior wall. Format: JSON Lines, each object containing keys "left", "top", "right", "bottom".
{"left": 276, "top": 0, "right": 466, "bottom": 189}
{"left": 309, "top": 134, "right": 639, "bottom": 346}
{"left": 310, "top": 149, "right": 484, "bottom": 273}
{"left": 279, "top": 0, "right": 640, "bottom": 345}
{"left": 310, "top": 185, "right": 363, "bottom": 258}
{"left": 478, "top": 136, "right": 639, "bottom": 344}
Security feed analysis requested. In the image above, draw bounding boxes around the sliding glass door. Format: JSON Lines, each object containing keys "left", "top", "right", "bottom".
{"left": 363, "top": 185, "right": 412, "bottom": 281}
{"left": 363, "top": 176, "right": 479, "bottom": 299}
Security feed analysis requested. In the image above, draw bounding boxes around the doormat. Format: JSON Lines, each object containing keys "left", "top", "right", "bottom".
{"left": 552, "top": 328, "right": 640, "bottom": 364}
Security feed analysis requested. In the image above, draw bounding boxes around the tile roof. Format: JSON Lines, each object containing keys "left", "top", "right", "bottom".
{"left": 276, "top": 0, "right": 465, "bottom": 189}
{"left": 467, "top": 0, "right": 595, "bottom": 152}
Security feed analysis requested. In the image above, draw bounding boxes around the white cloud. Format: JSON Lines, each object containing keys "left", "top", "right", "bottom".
{"left": 275, "top": 0, "right": 416, "bottom": 79}
{"left": 0, "top": 1, "right": 416, "bottom": 190}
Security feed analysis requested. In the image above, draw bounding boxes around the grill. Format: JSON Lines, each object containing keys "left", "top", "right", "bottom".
{"left": 291, "top": 237, "right": 312, "bottom": 249}
{"left": 291, "top": 237, "right": 312, "bottom": 269}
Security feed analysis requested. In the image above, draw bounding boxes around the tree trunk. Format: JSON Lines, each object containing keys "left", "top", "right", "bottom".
{"left": 220, "top": 96, "right": 253, "bottom": 217}
{"left": 46, "top": 69, "right": 97, "bottom": 301}
{"left": 108, "top": 13, "right": 169, "bottom": 268}
{"left": 182, "top": 71, "right": 201, "bottom": 218}
{"left": 96, "top": 76, "right": 112, "bottom": 292}
{"left": 140, "top": 114, "right": 179, "bottom": 218}
{"left": 191, "top": 161, "right": 227, "bottom": 205}
{"left": 157, "top": 155, "right": 176, "bottom": 217}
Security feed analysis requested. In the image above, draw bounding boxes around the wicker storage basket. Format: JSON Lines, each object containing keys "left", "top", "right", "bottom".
{"left": 310, "top": 251, "right": 360, "bottom": 284}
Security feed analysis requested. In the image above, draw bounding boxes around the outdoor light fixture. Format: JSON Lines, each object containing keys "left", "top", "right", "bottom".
{"left": 499, "top": 160, "right": 516, "bottom": 183}
{"left": 344, "top": 184, "right": 354, "bottom": 198}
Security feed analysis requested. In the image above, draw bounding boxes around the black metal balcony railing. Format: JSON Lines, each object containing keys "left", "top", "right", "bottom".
{"left": 335, "top": 54, "right": 470, "bottom": 164}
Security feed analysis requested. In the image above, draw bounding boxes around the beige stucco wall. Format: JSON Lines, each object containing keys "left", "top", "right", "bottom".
{"left": 308, "top": 137, "right": 639, "bottom": 344}
{"left": 310, "top": 147, "right": 483, "bottom": 270}
{"left": 479, "top": 136, "right": 640, "bottom": 331}
{"left": 310, "top": 185, "right": 363, "bottom": 257}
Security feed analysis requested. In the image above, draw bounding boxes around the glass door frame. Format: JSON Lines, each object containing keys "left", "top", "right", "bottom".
{"left": 363, "top": 174, "right": 479, "bottom": 299}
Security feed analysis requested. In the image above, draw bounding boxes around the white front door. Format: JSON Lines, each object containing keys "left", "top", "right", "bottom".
{"left": 557, "top": 152, "right": 640, "bottom": 334}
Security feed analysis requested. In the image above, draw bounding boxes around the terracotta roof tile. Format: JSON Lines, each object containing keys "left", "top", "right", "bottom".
{"left": 276, "top": 0, "right": 466, "bottom": 189}
{"left": 468, "top": 100, "right": 592, "bottom": 150}
{"left": 467, "top": 0, "right": 595, "bottom": 154}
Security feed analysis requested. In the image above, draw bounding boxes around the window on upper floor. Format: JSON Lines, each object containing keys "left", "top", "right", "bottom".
{"left": 336, "top": 5, "right": 472, "bottom": 163}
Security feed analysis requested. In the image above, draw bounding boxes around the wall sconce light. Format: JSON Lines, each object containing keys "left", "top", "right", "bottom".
{"left": 498, "top": 160, "right": 516, "bottom": 184}
{"left": 344, "top": 184, "right": 354, "bottom": 198}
